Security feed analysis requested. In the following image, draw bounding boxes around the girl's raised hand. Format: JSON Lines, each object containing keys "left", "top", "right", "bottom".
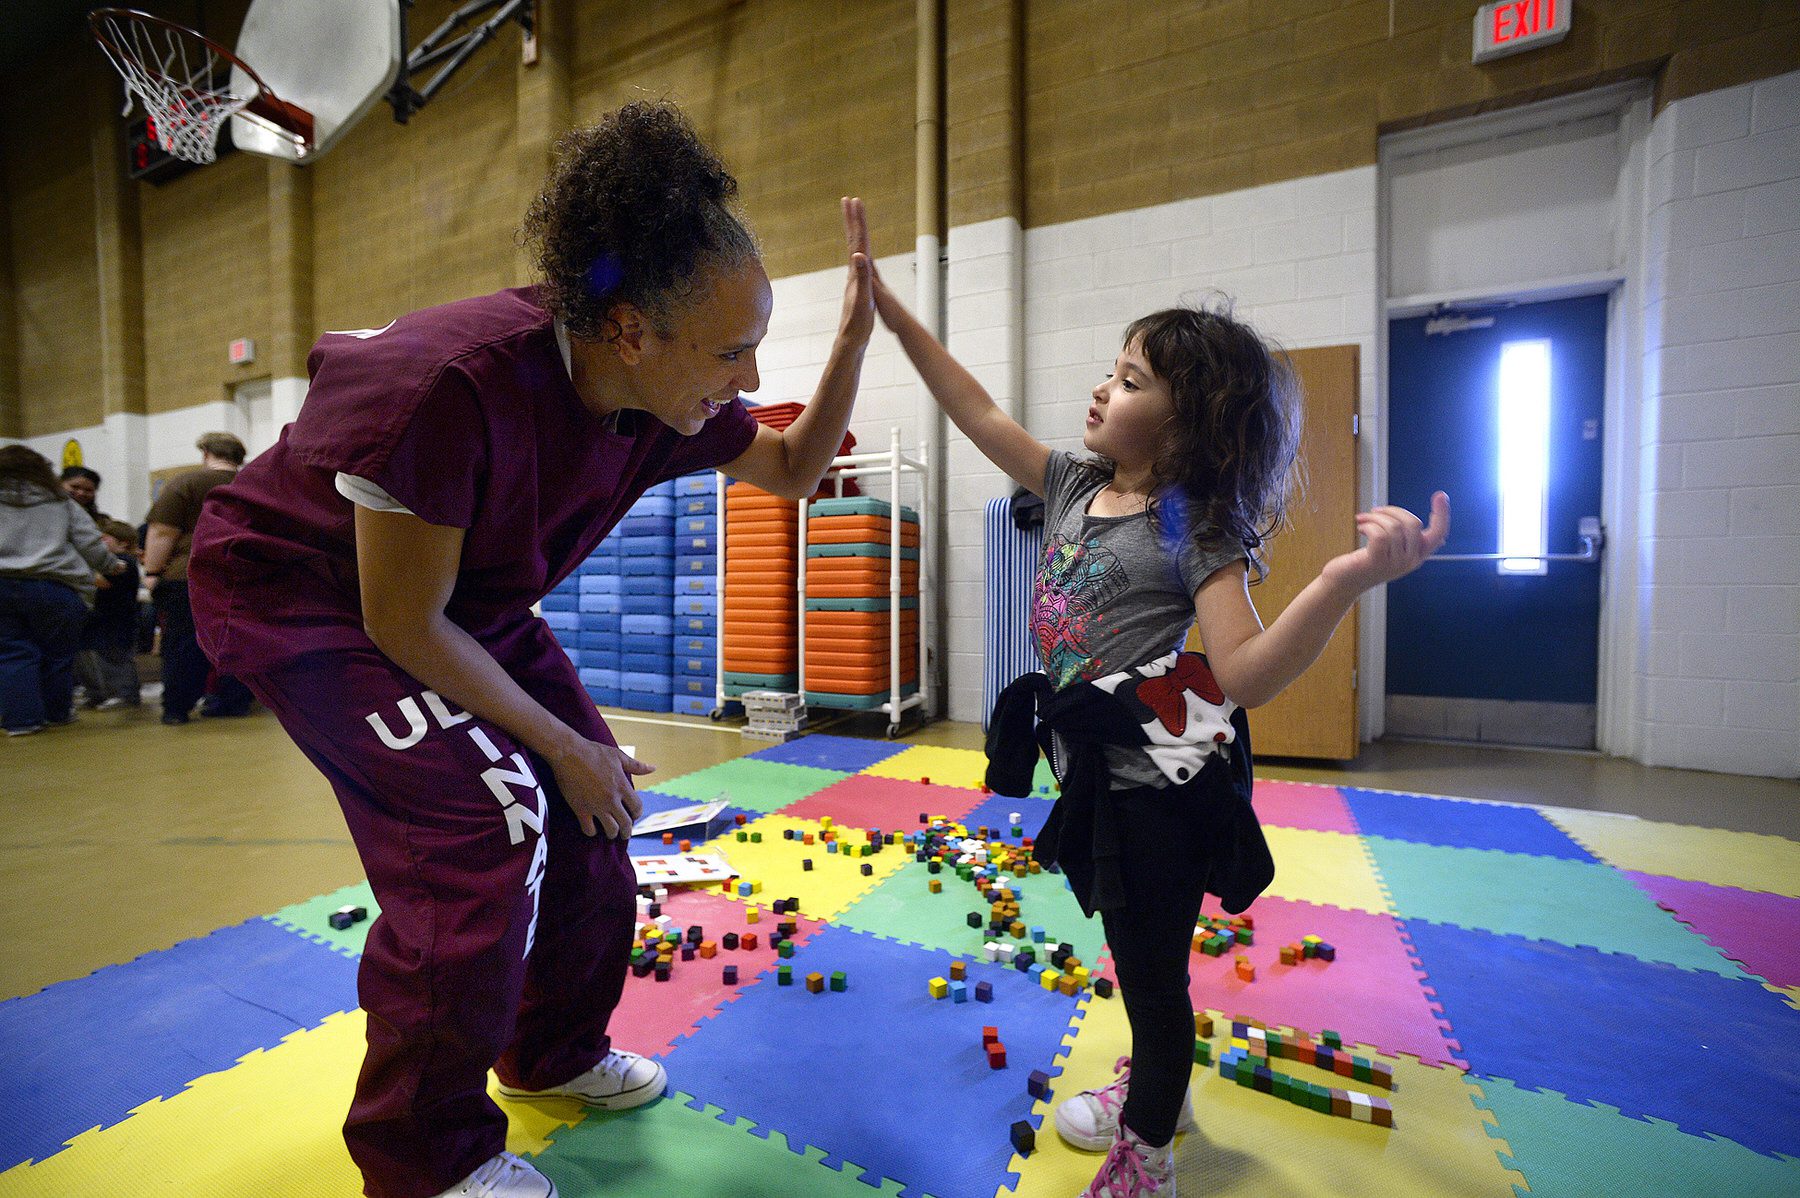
{"left": 838, "top": 196, "right": 874, "bottom": 346}
{"left": 1325, "top": 491, "right": 1451, "bottom": 591}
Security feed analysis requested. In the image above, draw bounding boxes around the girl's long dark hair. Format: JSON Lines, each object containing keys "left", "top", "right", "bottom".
{"left": 1119, "top": 301, "right": 1302, "bottom": 580}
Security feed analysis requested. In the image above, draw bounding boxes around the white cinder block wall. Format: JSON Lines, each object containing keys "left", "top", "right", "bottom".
{"left": 1639, "top": 69, "right": 1800, "bottom": 778}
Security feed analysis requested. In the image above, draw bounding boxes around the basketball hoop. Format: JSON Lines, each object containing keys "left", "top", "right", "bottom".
{"left": 89, "top": 8, "right": 313, "bottom": 165}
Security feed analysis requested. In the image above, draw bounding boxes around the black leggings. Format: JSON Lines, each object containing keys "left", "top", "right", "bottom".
{"left": 1097, "top": 782, "right": 1214, "bottom": 1147}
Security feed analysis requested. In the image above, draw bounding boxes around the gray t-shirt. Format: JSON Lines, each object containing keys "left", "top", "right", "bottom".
{"left": 1036, "top": 451, "right": 1246, "bottom": 788}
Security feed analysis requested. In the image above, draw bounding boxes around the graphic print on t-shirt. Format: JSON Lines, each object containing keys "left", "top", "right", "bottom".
{"left": 1034, "top": 534, "right": 1130, "bottom": 687}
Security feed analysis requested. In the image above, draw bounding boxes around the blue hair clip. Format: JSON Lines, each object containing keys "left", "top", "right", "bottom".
{"left": 584, "top": 253, "right": 624, "bottom": 297}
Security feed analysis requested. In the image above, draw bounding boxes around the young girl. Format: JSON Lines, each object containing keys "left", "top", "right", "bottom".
{"left": 871, "top": 275, "right": 1447, "bottom": 1196}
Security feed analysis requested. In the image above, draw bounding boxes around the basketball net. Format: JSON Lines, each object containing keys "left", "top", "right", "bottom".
{"left": 91, "top": 9, "right": 257, "bottom": 165}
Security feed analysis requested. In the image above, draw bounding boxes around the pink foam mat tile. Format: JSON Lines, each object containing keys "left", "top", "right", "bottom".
{"left": 1251, "top": 779, "right": 1360, "bottom": 835}
{"left": 1624, "top": 870, "right": 1800, "bottom": 988}
{"left": 1185, "top": 894, "right": 1467, "bottom": 1068}
{"left": 779, "top": 773, "right": 988, "bottom": 832}
{"left": 607, "top": 889, "right": 828, "bottom": 1059}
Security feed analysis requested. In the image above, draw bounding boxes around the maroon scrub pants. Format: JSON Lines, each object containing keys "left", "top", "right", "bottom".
{"left": 246, "top": 621, "right": 637, "bottom": 1198}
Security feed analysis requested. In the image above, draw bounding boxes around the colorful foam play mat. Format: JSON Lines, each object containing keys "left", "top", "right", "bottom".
{"left": 4, "top": 735, "right": 1797, "bottom": 1196}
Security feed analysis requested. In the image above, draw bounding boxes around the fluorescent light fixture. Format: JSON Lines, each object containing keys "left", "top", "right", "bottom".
{"left": 1497, "top": 338, "right": 1551, "bottom": 575}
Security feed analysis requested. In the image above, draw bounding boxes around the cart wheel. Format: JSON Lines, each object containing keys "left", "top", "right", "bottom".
{"left": 886, "top": 723, "right": 901, "bottom": 738}
{"left": 709, "top": 707, "right": 725, "bottom": 721}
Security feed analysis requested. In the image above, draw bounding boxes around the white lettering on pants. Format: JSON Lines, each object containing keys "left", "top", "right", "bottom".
{"left": 365, "top": 689, "right": 548, "bottom": 958}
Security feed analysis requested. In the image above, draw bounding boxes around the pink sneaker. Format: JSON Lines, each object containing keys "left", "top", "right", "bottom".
{"left": 1053, "top": 1056, "right": 1196, "bottom": 1152}
{"left": 1079, "top": 1124, "right": 1175, "bottom": 1197}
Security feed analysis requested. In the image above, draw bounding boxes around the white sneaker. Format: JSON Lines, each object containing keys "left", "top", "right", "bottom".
{"left": 496, "top": 1049, "right": 666, "bottom": 1111}
{"left": 431, "top": 1152, "right": 555, "bottom": 1198}
{"left": 1054, "top": 1057, "right": 1196, "bottom": 1152}
{"left": 1079, "top": 1125, "right": 1175, "bottom": 1197}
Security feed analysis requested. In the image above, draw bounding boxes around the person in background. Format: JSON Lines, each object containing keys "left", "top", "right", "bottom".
{"left": 143, "top": 432, "right": 255, "bottom": 724}
{"left": 60, "top": 466, "right": 110, "bottom": 524}
{"left": 0, "top": 446, "right": 124, "bottom": 735}
{"left": 75, "top": 518, "right": 143, "bottom": 710}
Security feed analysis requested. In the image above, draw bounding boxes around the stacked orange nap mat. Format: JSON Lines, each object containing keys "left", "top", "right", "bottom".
{"left": 803, "top": 496, "right": 920, "bottom": 710}
{"left": 721, "top": 402, "right": 856, "bottom": 698}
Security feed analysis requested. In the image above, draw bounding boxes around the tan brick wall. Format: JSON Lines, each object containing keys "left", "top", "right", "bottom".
{"left": 312, "top": 0, "right": 524, "bottom": 336}
{"left": 5, "top": 0, "right": 1798, "bottom": 436}
{"left": 139, "top": 149, "right": 270, "bottom": 414}
{"left": 5, "top": 29, "right": 104, "bottom": 438}
{"left": 1026, "top": 0, "right": 1800, "bottom": 228}
{"left": 570, "top": 0, "right": 918, "bottom": 283}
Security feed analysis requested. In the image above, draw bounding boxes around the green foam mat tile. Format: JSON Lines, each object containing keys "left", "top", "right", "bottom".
{"left": 647, "top": 758, "right": 849, "bottom": 813}
{"left": 836, "top": 853, "right": 1108, "bottom": 977}
{"left": 263, "top": 880, "right": 380, "bottom": 958}
{"left": 1363, "top": 836, "right": 1747, "bottom": 977}
{"left": 536, "top": 1091, "right": 909, "bottom": 1198}
{"left": 1467, "top": 1075, "right": 1800, "bottom": 1197}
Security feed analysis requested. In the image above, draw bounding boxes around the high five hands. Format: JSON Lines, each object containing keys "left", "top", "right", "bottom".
{"left": 838, "top": 196, "right": 874, "bottom": 346}
{"left": 1325, "top": 491, "right": 1452, "bottom": 591}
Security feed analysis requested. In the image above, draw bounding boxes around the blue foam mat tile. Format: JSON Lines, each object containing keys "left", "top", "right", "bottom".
{"left": 1340, "top": 786, "right": 1598, "bottom": 861}
{"left": 661, "top": 924, "right": 1087, "bottom": 1198}
{"left": 0, "top": 917, "right": 360, "bottom": 1169}
{"left": 1401, "top": 917, "right": 1800, "bottom": 1159}
{"left": 744, "top": 733, "right": 913, "bottom": 773}
{"left": 955, "top": 792, "right": 1057, "bottom": 844}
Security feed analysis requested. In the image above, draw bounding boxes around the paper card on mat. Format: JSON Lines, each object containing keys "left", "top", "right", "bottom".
{"left": 632, "top": 798, "right": 728, "bottom": 836}
{"left": 631, "top": 851, "right": 735, "bottom": 887}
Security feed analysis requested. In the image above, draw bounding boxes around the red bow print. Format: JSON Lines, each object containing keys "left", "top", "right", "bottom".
{"left": 1134, "top": 654, "right": 1225, "bottom": 737}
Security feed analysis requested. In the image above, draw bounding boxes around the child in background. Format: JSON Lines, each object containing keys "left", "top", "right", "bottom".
{"left": 871, "top": 270, "right": 1447, "bottom": 1196}
{"left": 78, "top": 519, "right": 142, "bottom": 709}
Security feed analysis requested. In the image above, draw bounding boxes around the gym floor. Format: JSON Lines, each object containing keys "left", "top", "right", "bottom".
{"left": 5, "top": 702, "right": 1794, "bottom": 1005}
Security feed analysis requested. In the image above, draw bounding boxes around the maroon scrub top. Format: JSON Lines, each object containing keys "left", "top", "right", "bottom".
{"left": 190, "top": 286, "right": 757, "bottom": 676}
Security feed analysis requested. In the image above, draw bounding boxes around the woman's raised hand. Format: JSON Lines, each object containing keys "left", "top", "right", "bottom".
{"left": 838, "top": 196, "right": 874, "bottom": 346}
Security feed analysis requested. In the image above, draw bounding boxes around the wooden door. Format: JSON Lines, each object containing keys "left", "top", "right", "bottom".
{"left": 1187, "top": 344, "right": 1361, "bottom": 759}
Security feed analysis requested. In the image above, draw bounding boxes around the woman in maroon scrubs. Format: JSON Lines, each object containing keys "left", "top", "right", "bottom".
{"left": 189, "top": 102, "right": 874, "bottom": 1198}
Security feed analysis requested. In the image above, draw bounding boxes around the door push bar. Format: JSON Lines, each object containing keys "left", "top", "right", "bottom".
{"left": 1426, "top": 517, "right": 1604, "bottom": 564}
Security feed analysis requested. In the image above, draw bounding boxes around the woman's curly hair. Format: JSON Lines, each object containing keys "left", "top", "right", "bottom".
{"left": 523, "top": 100, "right": 759, "bottom": 341}
{"left": 1097, "top": 300, "right": 1303, "bottom": 582}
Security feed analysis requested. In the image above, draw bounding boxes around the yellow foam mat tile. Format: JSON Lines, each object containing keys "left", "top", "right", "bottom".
{"left": 699, "top": 813, "right": 911, "bottom": 921}
{"left": 1261, "top": 826, "right": 1392, "bottom": 915}
{"left": 1545, "top": 808, "right": 1800, "bottom": 897}
{"left": 0, "top": 1009, "right": 585, "bottom": 1197}
{"left": 1773, "top": 984, "right": 1800, "bottom": 1013}
{"left": 860, "top": 744, "right": 991, "bottom": 790}
{"left": 1002, "top": 997, "right": 1523, "bottom": 1198}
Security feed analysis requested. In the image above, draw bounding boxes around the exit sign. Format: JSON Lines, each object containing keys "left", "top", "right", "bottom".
{"left": 1473, "top": 0, "right": 1570, "bottom": 64}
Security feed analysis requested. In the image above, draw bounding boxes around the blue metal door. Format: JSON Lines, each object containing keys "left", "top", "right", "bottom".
{"left": 1385, "top": 294, "right": 1607, "bottom": 726}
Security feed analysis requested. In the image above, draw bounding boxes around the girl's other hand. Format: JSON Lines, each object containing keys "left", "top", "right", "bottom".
{"left": 1325, "top": 491, "right": 1451, "bottom": 592}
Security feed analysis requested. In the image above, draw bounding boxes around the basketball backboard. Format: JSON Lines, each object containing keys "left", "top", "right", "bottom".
{"left": 228, "top": 0, "right": 403, "bottom": 162}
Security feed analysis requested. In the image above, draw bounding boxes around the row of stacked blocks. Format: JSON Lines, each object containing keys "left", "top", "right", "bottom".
{"left": 1213, "top": 1016, "right": 1395, "bottom": 1127}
